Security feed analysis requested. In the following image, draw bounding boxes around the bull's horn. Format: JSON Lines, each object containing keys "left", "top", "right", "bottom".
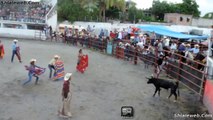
{"left": 145, "top": 77, "right": 150, "bottom": 79}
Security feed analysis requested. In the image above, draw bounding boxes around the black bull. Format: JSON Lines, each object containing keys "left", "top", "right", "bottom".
{"left": 146, "top": 77, "right": 180, "bottom": 100}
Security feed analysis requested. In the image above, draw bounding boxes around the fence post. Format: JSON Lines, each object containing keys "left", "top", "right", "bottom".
{"left": 154, "top": 47, "right": 158, "bottom": 76}
{"left": 199, "top": 67, "right": 207, "bottom": 101}
{"left": 134, "top": 47, "right": 138, "bottom": 65}
{"left": 178, "top": 57, "right": 182, "bottom": 80}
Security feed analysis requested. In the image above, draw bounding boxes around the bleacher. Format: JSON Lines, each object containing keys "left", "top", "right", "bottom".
{"left": 0, "top": 1, "right": 52, "bottom": 23}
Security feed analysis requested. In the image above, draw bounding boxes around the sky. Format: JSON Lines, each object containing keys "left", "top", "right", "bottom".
{"left": 130, "top": 0, "right": 213, "bottom": 16}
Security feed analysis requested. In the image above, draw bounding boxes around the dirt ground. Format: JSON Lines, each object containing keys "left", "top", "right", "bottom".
{"left": 0, "top": 39, "right": 211, "bottom": 120}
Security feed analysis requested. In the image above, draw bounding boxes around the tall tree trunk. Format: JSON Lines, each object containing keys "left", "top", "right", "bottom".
{"left": 103, "top": 8, "right": 106, "bottom": 22}
{"left": 99, "top": 7, "right": 102, "bottom": 22}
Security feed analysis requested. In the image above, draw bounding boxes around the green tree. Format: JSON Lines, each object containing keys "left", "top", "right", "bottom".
{"left": 151, "top": 0, "right": 200, "bottom": 20}
{"left": 58, "top": 0, "right": 89, "bottom": 22}
{"left": 126, "top": 1, "right": 145, "bottom": 23}
{"left": 179, "top": 0, "right": 200, "bottom": 17}
{"left": 74, "top": 0, "right": 98, "bottom": 12}
{"left": 203, "top": 12, "right": 213, "bottom": 19}
{"left": 98, "top": 0, "right": 125, "bottom": 21}
{"left": 151, "top": 0, "right": 171, "bottom": 20}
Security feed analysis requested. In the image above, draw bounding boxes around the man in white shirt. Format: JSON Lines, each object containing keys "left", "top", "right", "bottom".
{"left": 118, "top": 31, "right": 122, "bottom": 40}
{"left": 164, "top": 37, "right": 170, "bottom": 47}
{"left": 48, "top": 55, "right": 60, "bottom": 79}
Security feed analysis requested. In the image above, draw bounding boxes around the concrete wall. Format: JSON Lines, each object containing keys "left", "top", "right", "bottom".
{"left": 192, "top": 18, "right": 213, "bottom": 28}
{"left": 164, "top": 13, "right": 192, "bottom": 26}
{"left": 0, "top": 28, "right": 40, "bottom": 39}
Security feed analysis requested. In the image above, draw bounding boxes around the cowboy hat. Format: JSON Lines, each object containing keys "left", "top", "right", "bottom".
{"left": 125, "top": 43, "right": 130, "bottom": 46}
{"left": 195, "top": 44, "right": 199, "bottom": 47}
{"left": 130, "top": 36, "right": 135, "bottom": 39}
{"left": 186, "top": 44, "right": 191, "bottom": 47}
{"left": 54, "top": 55, "right": 60, "bottom": 59}
{"left": 13, "top": 39, "right": 18, "bottom": 42}
{"left": 30, "top": 59, "right": 36, "bottom": 62}
{"left": 64, "top": 73, "right": 72, "bottom": 81}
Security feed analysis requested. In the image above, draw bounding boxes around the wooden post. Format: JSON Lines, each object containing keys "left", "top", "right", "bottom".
{"left": 134, "top": 47, "right": 138, "bottom": 65}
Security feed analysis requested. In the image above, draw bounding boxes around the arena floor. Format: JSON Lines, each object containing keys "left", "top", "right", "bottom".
{"left": 0, "top": 39, "right": 211, "bottom": 120}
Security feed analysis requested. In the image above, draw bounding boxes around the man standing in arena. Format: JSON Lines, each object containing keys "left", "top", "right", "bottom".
{"left": 11, "top": 39, "right": 22, "bottom": 63}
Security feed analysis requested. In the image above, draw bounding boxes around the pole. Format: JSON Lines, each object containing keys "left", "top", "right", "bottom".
{"left": 134, "top": 15, "right": 135, "bottom": 24}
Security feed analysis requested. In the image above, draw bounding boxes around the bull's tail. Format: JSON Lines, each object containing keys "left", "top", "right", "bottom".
{"left": 176, "top": 81, "right": 180, "bottom": 96}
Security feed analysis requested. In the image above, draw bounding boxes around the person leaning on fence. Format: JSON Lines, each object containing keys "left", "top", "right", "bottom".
{"left": 178, "top": 43, "right": 186, "bottom": 52}
{"left": 170, "top": 41, "right": 177, "bottom": 53}
{"left": 156, "top": 54, "right": 164, "bottom": 78}
{"left": 190, "top": 44, "right": 200, "bottom": 55}
{"left": 157, "top": 39, "right": 163, "bottom": 54}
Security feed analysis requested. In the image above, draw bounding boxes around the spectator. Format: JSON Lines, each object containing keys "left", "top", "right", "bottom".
{"left": 190, "top": 44, "right": 200, "bottom": 54}
{"left": 150, "top": 32, "right": 156, "bottom": 46}
{"left": 185, "top": 44, "right": 191, "bottom": 51}
{"left": 178, "top": 43, "right": 186, "bottom": 52}
{"left": 127, "top": 26, "right": 132, "bottom": 39}
{"left": 117, "top": 31, "right": 122, "bottom": 40}
{"left": 163, "top": 36, "right": 170, "bottom": 48}
{"left": 99, "top": 29, "right": 104, "bottom": 38}
{"left": 170, "top": 42, "right": 177, "bottom": 52}
{"left": 157, "top": 40, "right": 163, "bottom": 54}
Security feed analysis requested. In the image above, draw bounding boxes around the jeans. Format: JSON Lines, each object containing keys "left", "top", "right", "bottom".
{"left": 48, "top": 64, "right": 55, "bottom": 78}
{"left": 23, "top": 72, "right": 39, "bottom": 85}
{"left": 11, "top": 50, "right": 21, "bottom": 62}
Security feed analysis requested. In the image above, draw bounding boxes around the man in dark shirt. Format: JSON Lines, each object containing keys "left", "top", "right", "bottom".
{"left": 156, "top": 54, "right": 164, "bottom": 78}
{"left": 211, "top": 42, "right": 213, "bottom": 57}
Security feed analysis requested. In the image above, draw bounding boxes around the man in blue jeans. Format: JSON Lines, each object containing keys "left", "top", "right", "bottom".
{"left": 23, "top": 59, "right": 41, "bottom": 85}
{"left": 11, "top": 39, "right": 22, "bottom": 63}
{"left": 48, "top": 55, "right": 59, "bottom": 79}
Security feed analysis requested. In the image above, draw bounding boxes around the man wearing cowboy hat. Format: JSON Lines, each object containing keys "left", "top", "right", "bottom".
{"left": 11, "top": 39, "right": 22, "bottom": 63}
{"left": 48, "top": 55, "right": 60, "bottom": 79}
{"left": 190, "top": 44, "right": 200, "bottom": 54}
{"left": 58, "top": 73, "right": 72, "bottom": 118}
{"left": 23, "top": 59, "right": 42, "bottom": 85}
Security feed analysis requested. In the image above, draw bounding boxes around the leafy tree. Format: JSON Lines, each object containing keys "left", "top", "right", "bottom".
{"left": 203, "top": 12, "right": 213, "bottom": 19}
{"left": 179, "top": 0, "right": 200, "bottom": 17}
{"left": 98, "top": 0, "right": 125, "bottom": 21}
{"left": 58, "top": 0, "right": 89, "bottom": 22}
{"left": 105, "top": 7, "right": 120, "bottom": 20}
{"left": 151, "top": 0, "right": 200, "bottom": 20}
{"left": 151, "top": 0, "right": 171, "bottom": 20}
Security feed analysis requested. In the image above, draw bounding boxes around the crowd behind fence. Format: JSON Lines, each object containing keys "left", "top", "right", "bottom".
{"left": 59, "top": 34, "right": 207, "bottom": 97}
